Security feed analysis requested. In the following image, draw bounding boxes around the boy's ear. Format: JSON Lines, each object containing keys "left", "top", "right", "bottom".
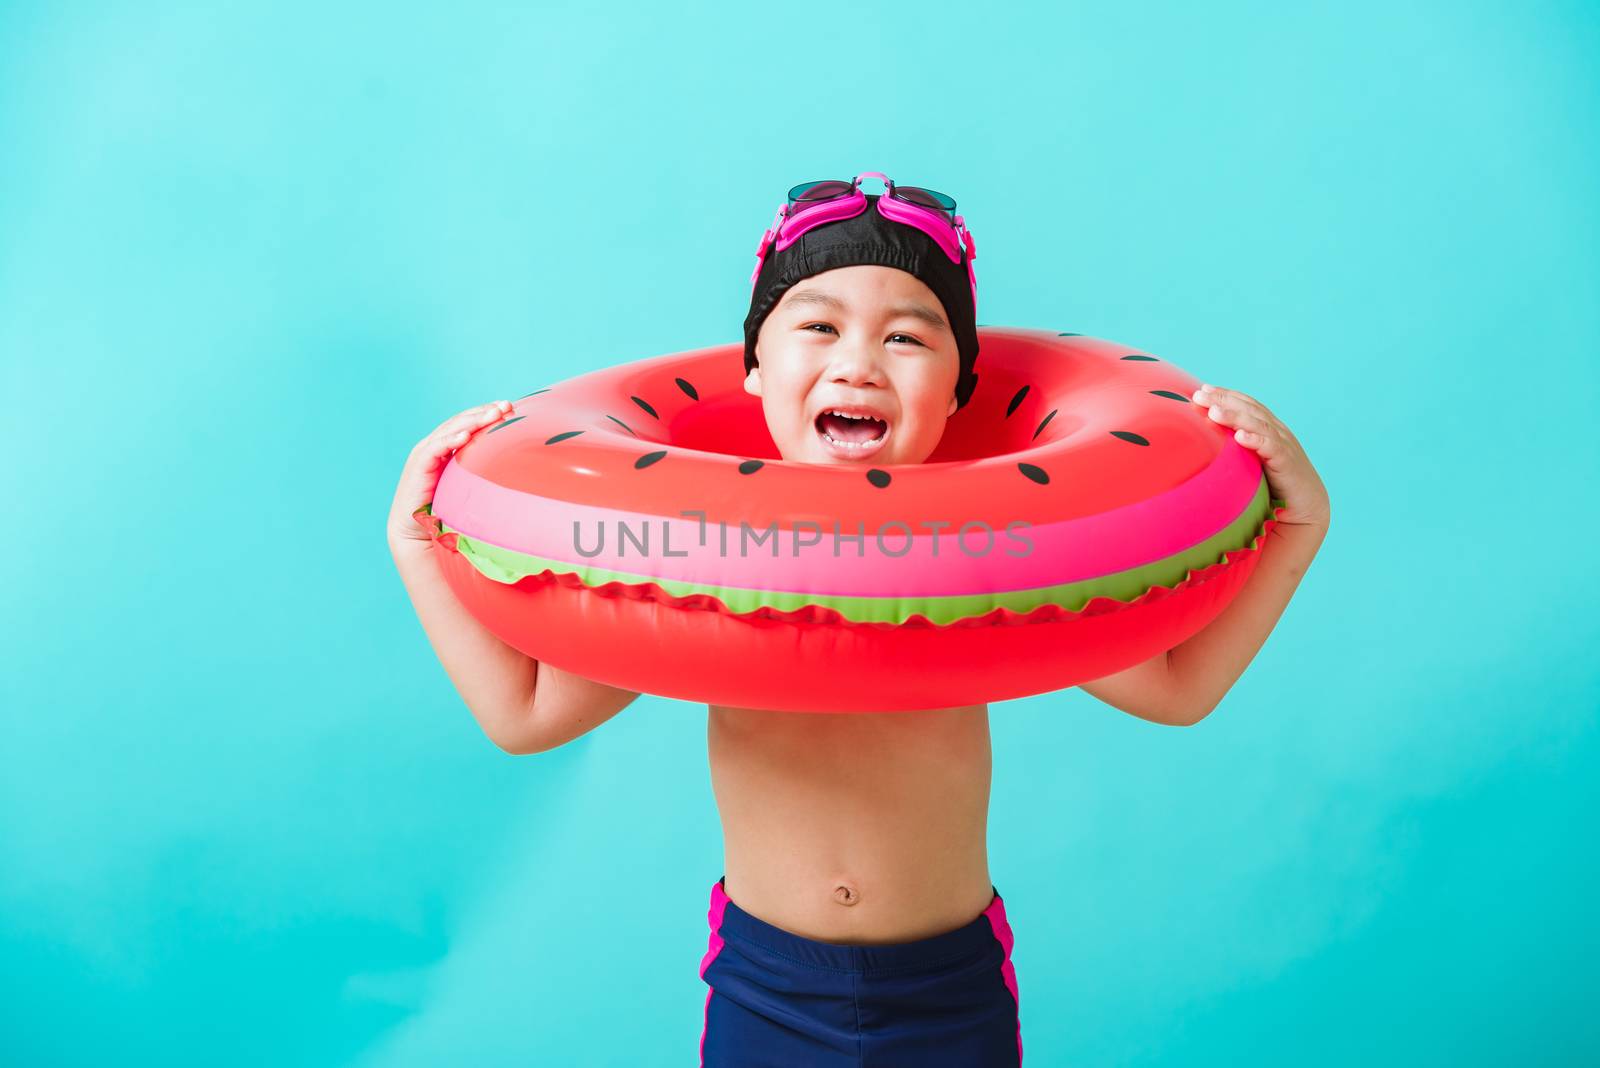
{"left": 947, "top": 393, "right": 957, "bottom": 417}
{"left": 744, "top": 365, "right": 763, "bottom": 397}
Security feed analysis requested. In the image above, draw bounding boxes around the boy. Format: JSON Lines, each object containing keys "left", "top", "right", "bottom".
{"left": 385, "top": 174, "right": 1331, "bottom": 1065}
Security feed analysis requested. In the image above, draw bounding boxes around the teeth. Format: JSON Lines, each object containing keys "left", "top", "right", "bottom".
{"left": 821, "top": 430, "right": 884, "bottom": 449}
{"left": 817, "top": 408, "right": 889, "bottom": 450}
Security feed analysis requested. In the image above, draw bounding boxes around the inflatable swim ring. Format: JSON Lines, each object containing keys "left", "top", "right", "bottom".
{"left": 415, "top": 327, "right": 1286, "bottom": 713}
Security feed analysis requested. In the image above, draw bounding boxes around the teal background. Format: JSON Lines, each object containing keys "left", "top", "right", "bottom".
{"left": 3, "top": 1, "right": 1596, "bottom": 1064}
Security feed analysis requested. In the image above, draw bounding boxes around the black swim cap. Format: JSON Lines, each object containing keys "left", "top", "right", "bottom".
{"left": 743, "top": 193, "right": 979, "bottom": 409}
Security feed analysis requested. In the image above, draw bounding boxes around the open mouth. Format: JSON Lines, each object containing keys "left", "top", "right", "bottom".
{"left": 814, "top": 407, "right": 891, "bottom": 457}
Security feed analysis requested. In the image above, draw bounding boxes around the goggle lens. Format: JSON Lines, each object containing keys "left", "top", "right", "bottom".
{"left": 788, "top": 180, "right": 855, "bottom": 205}
{"left": 893, "top": 185, "right": 957, "bottom": 220}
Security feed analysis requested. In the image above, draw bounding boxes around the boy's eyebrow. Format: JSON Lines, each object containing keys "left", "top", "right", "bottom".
{"left": 784, "top": 288, "right": 950, "bottom": 334}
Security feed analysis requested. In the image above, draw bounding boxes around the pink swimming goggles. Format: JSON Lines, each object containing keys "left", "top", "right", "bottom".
{"left": 750, "top": 171, "right": 978, "bottom": 311}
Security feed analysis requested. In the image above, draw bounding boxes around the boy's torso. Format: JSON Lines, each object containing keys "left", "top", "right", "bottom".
{"left": 706, "top": 702, "right": 995, "bottom": 946}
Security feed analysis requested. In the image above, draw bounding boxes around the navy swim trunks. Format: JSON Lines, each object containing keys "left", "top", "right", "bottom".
{"left": 699, "top": 876, "right": 1022, "bottom": 1066}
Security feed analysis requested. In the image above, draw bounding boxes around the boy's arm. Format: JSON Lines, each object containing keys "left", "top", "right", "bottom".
{"left": 523, "top": 658, "right": 642, "bottom": 753}
{"left": 1077, "top": 650, "right": 1188, "bottom": 726}
{"left": 1079, "top": 522, "right": 1327, "bottom": 725}
{"left": 1165, "top": 521, "right": 1328, "bottom": 725}
{"left": 389, "top": 538, "right": 637, "bottom": 753}
{"left": 1086, "top": 380, "right": 1331, "bottom": 725}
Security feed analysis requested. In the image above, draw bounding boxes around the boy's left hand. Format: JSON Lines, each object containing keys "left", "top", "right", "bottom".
{"left": 1191, "top": 384, "right": 1330, "bottom": 533}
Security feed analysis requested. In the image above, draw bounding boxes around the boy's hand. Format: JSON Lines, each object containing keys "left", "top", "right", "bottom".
{"left": 1191, "top": 385, "right": 1331, "bottom": 532}
{"left": 386, "top": 400, "right": 515, "bottom": 551}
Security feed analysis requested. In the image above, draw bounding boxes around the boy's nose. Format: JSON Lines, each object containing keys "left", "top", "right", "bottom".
{"left": 826, "top": 347, "right": 888, "bottom": 386}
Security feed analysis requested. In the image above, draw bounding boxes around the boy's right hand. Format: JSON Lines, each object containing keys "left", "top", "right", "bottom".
{"left": 387, "top": 400, "right": 515, "bottom": 552}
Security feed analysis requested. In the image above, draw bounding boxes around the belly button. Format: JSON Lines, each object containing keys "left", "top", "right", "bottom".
{"left": 833, "top": 884, "right": 859, "bottom": 906}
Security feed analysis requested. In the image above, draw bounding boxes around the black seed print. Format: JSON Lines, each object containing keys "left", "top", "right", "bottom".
{"left": 1121, "top": 354, "right": 1158, "bottom": 361}
{"left": 631, "top": 396, "right": 659, "bottom": 418}
{"left": 520, "top": 388, "right": 551, "bottom": 398}
{"left": 1149, "top": 389, "right": 1190, "bottom": 402}
{"left": 1032, "top": 409, "right": 1056, "bottom": 440}
{"left": 1006, "top": 385, "right": 1030, "bottom": 416}
{"left": 1111, "top": 431, "right": 1150, "bottom": 446}
{"left": 1056, "top": 332, "right": 1082, "bottom": 336}
{"left": 545, "top": 430, "right": 585, "bottom": 445}
{"left": 606, "top": 414, "right": 637, "bottom": 436}
{"left": 486, "top": 416, "right": 525, "bottom": 434}
{"left": 675, "top": 378, "right": 699, "bottom": 401}
{"left": 1018, "top": 462, "right": 1049, "bottom": 485}
{"left": 635, "top": 450, "right": 668, "bottom": 469}
{"left": 866, "top": 469, "right": 891, "bottom": 488}
{"left": 738, "top": 460, "right": 764, "bottom": 474}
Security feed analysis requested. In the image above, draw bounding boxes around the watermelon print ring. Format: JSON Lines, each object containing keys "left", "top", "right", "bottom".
{"left": 414, "top": 327, "right": 1286, "bottom": 713}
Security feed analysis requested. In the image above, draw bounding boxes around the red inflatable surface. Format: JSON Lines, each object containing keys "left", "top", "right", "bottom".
{"left": 418, "top": 329, "right": 1285, "bottom": 712}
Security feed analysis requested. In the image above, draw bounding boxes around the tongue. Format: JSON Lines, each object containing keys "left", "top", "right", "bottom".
{"left": 820, "top": 413, "right": 885, "bottom": 443}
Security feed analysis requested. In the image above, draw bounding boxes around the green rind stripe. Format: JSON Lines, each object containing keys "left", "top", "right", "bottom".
{"left": 435, "top": 477, "right": 1282, "bottom": 625}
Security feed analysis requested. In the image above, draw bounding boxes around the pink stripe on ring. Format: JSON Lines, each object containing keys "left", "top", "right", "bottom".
{"left": 431, "top": 444, "right": 1261, "bottom": 599}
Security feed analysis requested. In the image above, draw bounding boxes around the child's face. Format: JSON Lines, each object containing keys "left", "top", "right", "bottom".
{"left": 745, "top": 265, "right": 960, "bottom": 465}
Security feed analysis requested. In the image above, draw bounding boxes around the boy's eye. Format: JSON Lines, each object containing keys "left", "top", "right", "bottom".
{"left": 801, "top": 324, "right": 923, "bottom": 347}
